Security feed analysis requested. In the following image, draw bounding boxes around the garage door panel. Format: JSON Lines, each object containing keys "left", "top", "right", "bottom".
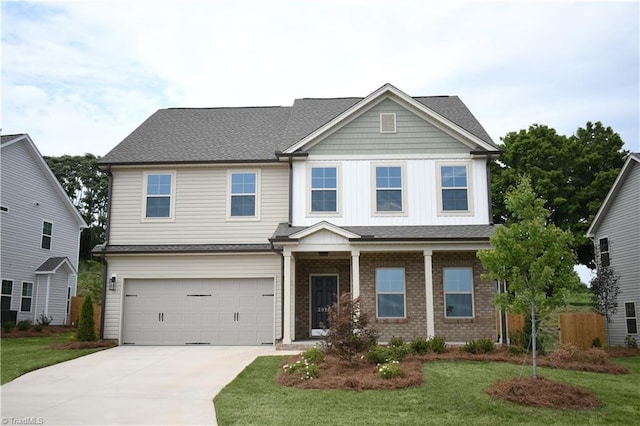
{"left": 123, "top": 278, "right": 274, "bottom": 345}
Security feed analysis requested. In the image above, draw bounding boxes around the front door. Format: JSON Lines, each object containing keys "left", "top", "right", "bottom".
{"left": 311, "top": 275, "right": 337, "bottom": 337}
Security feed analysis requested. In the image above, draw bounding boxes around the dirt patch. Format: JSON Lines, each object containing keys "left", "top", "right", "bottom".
{"left": 49, "top": 340, "right": 117, "bottom": 349}
{"left": 1, "top": 325, "right": 74, "bottom": 338}
{"left": 486, "top": 376, "right": 600, "bottom": 410}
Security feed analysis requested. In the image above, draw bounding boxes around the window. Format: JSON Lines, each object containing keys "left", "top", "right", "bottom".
{"left": 376, "top": 268, "right": 405, "bottom": 318}
{"left": 311, "top": 167, "right": 337, "bottom": 213}
{"left": 444, "top": 267, "right": 474, "bottom": 317}
{"left": 66, "top": 287, "right": 71, "bottom": 314}
{"left": 440, "top": 165, "right": 469, "bottom": 211}
{"left": 625, "top": 302, "right": 638, "bottom": 334}
{"left": 21, "top": 282, "right": 33, "bottom": 312}
{"left": 230, "top": 172, "right": 257, "bottom": 217}
{"left": 41, "top": 221, "right": 53, "bottom": 249}
{"left": 145, "top": 173, "right": 173, "bottom": 218}
{"left": 0, "top": 206, "right": 7, "bottom": 212}
{"left": 380, "top": 113, "right": 396, "bottom": 133}
{"left": 1, "top": 280, "right": 12, "bottom": 311}
{"left": 599, "top": 238, "right": 610, "bottom": 267}
{"left": 375, "top": 166, "right": 403, "bottom": 212}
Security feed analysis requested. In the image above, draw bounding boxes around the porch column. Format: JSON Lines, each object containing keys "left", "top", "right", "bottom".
{"left": 351, "top": 249, "right": 360, "bottom": 299}
{"left": 283, "top": 249, "right": 296, "bottom": 344}
{"left": 424, "top": 250, "right": 435, "bottom": 337}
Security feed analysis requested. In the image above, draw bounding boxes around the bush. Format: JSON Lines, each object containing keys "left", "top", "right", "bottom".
{"left": 462, "top": 339, "right": 496, "bottom": 354}
{"left": 36, "top": 313, "right": 53, "bottom": 326}
{"left": 389, "top": 336, "right": 404, "bottom": 347}
{"left": 507, "top": 345, "right": 527, "bottom": 355}
{"left": 322, "top": 293, "right": 378, "bottom": 364}
{"left": 509, "top": 316, "right": 546, "bottom": 355}
{"left": 624, "top": 335, "right": 638, "bottom": 348}
{"left": 389, "top": 342, "right": 410, "bottom": 361}
{"left": 32, "top": 324, "right": 44, "bottom": 332}
{"left": 591, "top": 337, "right": 602, "bottom": 348}
{"left": 548, "top": 343, "right": 609, "bottom": 365}
{"left": 366, "top": 346, "right": 392, "bottom": 365}
{"left": 378, "top": 360, "right": 403, "bottom": 379}
{"left": 16, "top": 320, "right": 31, "bottom": 331}
{"left": 410, "top": 338, "right": 430, "bottom": 355}
{"left": 302, "top": 346, "right": 324, "bottom": 363}
{"left": 429, "top": 336, "right": 447, "bottom": 354}
{"left": 283, "top": 358, "right": 320, "bottom": 380}
{"left": 462, "top": 340, "right": 478, "bottom": 354}
{"left": 2, "top": 321, "right": 16, "bottom": 333}
{"left": 76, "top": 294, "right": 96, "bottom": 342}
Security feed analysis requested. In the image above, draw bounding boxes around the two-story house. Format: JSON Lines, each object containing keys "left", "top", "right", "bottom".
{"left": 96, "top": 84, "right": 500, "bottom": 346}
{"left": 1, "top": 134, "right": 87, "bottom": 325}
{"left": 587, "top": 153, "right": 640, "bottom": 347}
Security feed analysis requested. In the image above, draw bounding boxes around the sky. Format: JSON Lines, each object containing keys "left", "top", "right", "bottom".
{"left": 1, "top": 0, "right": 638, "bottom": 283}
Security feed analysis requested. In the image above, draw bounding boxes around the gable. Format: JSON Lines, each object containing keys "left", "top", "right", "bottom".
{"left": 307, "top": 98, "right": 470, "bottom": 155}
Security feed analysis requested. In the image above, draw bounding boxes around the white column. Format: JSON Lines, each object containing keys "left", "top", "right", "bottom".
{"left": 282, "top": 250, "right": 294, "bottom": 344}
{"left": 424, "top": 250, "right": 435, "bottom": 337}
{"left": 351, "top": 249, "right": 360, "bottom": 299}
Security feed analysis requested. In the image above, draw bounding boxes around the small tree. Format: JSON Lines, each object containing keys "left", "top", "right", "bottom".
{"left": 322, "top": 292, "right": 378, "bottom": 365}
{"left": 591, "top": 265, "right": 620, "bottom": 347}
{"left": 76, "top": 294, "right": 97, "bottom": 342}
{"left": 478, "top": 176, "right": 580, "bottom": 378}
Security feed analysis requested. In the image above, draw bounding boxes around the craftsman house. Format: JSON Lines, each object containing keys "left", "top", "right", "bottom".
{"left": 1, "top": 134, "right": 87, "bottom": 325}
{"left": 96, "top": 84, "right": 501, "bottom": 346}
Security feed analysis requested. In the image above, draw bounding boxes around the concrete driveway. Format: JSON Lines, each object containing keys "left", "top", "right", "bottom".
{"left": 1, "top": 346, "right": 299, "bottom": 425}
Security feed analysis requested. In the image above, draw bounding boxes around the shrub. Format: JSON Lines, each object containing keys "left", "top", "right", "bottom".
{"left": 32, "top": 324, "right": 44, "bottom": 332}
{"left": 410, "top": 338, "right": 430, "bottom": 355}
{"left": 366, "top": 346, "right": 392, "bottom": 365}
{"left": 507, "top": 344, "right": 527, "bottom": 355}
{"left": 283, "top": 358, "right": 319, "bottom": 381}
{"left": 378, "top": 360, "right": 403, "bottom": 379}
{"left": 549, "top": 343, "right": 609, "bottom": 365}
{"left": 429, "top": 336, "right": 447, "bottom": 354}
{"left": 16, "top": 320, "right": 31, "bottom": 331}
{"left": 624, "top": 335, "right": 638, "bottom": 348}
{"left": 462, "top": 339, "right": 496, "bottom": 354}
{"left": 322, "top": 293, "right": 378, "bottom": 364}
{"left": 36, "top": 313, "right": 53, "bottom": 326}
{"left": 508, "top": 316, "right": 546, "bottom": 355}
{"left": 389, "top": 336, "right": 404, "bottom": 347}
{"left": 302, "top": 346, "right": 324, "bottom": 363}
{"left": 76, "top": 294, "right": 96, "bottom": 342}
{"left": 389, "top": 344, "right": 410, "bottom": 361}
{"left": 462, "top": 340, "right": 478, "bottom": 354}
{"left": 2, "top": 321, "right": 16, "bottom": 333}
{"left": 591, "top": 337, "right": 602, "bottom": 348}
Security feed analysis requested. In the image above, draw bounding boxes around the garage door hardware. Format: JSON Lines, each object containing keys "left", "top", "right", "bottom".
{"left": 186, "top": 342, "right": 211, "bottom": 345}
{"left": 262, "top": 293, "right": 274, "bottom": 296}
{"left": 158, "top": 312, "right": 164, "bottom": 321}
{"left": 187, "top": 294, "right": 212, "bottom": 297}
{"left": 233, "top": 312, "right": 240, "bottom": 321}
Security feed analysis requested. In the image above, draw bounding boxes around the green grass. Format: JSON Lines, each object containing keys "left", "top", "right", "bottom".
{"left": 214, "top": 356, "right": 640, "bottom": 425}
{"left": 1, "top": 331, "right": 109, "bottom": 384}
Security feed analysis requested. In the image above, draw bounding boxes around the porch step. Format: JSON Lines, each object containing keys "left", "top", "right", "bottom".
{"left": 276, "top": 340, "right": 323, "bottom": 351}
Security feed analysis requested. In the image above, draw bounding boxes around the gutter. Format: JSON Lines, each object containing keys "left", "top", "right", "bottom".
{"left": 98, "top": 166, "right": 113, "bottom": 340}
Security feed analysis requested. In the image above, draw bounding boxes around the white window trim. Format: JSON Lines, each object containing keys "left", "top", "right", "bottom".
{"left": 436, "top": 161, "right": 474, "bottom": 216}
{"left": 371, "top": 163, "right": 407, "bottom": 216}
{"left": 380, "top": 113, "right": 397, "bottom": 133}
{"left": 443, "top": 267, "right": 475, "bottom": 319}
{"left": 375, "top": 268, "right": 406, "bottom": 319}
{"left": 41, "top": 220, "right": 53, "bottom": 250}
{"left": 142, "top": 170, "right": 176, "bottom": 222}
{"left": 307, "top": 163, "right": 342, "bottom": 217}
{"left": 625, "top": 301, "right": 638, "bottom": 334}
{"left": 21, "top": 281, "right": 33, "bottom": 312}
{"left": 226, "top": 169, "right": 261, "bottom": 221}
{"left": 1, "top": 279, "right": 13, "bottom": 310}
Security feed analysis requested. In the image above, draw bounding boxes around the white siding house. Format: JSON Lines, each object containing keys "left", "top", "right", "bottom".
{"left": 587, "top": 153, "right": 640, "bottom": 347}
{"left": 1, "top": 134, "right": 87, "bottom": 325}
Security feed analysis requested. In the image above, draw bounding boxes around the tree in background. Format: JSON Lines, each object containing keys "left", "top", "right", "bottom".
{"left": 491, "top": 121, "right": 627, "bottom": 268}
{"left": 478, "top": 177, "right": 580, "bottom": 378}
{"left": 76, "top": 293, "right": 97, "bottom": 342}
{"left": 590, "top": 266, "right": 620, "bottom": 348}
{"left": 45, "top": 154, "right": 107, "bottom": 259}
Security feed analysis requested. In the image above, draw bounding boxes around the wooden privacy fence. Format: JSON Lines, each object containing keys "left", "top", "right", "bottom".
{"left": 559, "top": 312, "right": 606, "bottom": 349}
{"left": 70, "top": 296, "right": 101, "bottom": 333}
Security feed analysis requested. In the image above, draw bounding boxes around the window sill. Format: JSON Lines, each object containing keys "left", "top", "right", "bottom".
{"left": 444, "top": 318, "right": 475, "bottom": 323}
{"left": 376, "top": 318, "right": 408, "bottom": 324}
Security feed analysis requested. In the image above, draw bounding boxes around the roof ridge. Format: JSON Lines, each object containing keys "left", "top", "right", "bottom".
{"left": 165, "top": 105, "right": 288, "bottom": 110}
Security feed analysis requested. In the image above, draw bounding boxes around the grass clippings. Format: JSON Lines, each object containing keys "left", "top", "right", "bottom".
{"left": 487, "top": 376, "right": 601, "bottom": 410}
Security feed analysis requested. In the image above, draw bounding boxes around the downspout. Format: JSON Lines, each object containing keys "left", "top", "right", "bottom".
{"left": 99, "top": 166, "right": 113, "bottom": 340}
{"left": 486, "top": 155, "right": 494, "bottom": 225}
{"left": 288, "top": 157, "right": 293, "bottom": 226}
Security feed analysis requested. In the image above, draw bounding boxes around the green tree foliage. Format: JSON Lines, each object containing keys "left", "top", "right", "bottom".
{"left": 44, "top": 154, "right": 108, "bottom": 259}
{"left": 76, "top": 294, "right": 97, "bottom": 342}
{"left": 491, "top": 122, "right": 627, "bottom": 267}
{"left": 478, "top": 177, "right": 580, "bottom": 377}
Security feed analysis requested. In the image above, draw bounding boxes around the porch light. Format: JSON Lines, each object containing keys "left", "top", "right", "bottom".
{"left": 109, "top": 274, "right": 117, "bottom": 291}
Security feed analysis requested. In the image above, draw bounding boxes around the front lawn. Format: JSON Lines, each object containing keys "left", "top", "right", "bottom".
{"left": 1, "top": 331, "right": 111, "bottom": 384}
{"left": 214, "top": 355, "right": 640, "bottom": 425}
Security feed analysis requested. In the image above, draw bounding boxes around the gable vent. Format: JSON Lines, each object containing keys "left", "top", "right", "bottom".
{"left": 380, "top": 113, "right": 396, "bottom": 133}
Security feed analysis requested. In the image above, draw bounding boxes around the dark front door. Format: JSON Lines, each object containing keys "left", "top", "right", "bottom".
{"left": 311, "top": 276, "right": 337, "bottom": 335}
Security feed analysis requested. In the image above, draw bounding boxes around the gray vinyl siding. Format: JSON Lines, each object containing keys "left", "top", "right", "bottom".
{"left": 594, "top": 162, "right": 640, "bottom": 346}
{"left": 108, "top": 165, "right": 288, "bottom": 245}
{"left": 309, "top": 98, "right": 470, "bottom": 155}
{"left": 103, "top": 253, "right": 282, "bottom": 343}
{"left": 0, "top": 140, "right": 82, "bottom": 324}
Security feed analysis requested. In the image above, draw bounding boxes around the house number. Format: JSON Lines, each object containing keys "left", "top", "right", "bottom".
{"left": 317, "top": 307, "right": 328, "bottom": 313}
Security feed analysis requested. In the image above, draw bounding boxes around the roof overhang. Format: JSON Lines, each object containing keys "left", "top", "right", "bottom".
{"left": 35, "top": 257, "right": 77, "bottom": 275}
{"left": 288, "top": 221, "right": 361, "bottom": 240}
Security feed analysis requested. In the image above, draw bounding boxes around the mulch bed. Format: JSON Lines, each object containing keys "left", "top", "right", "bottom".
{"left": 1, "top": 325, "right": 73, "bottom": 338}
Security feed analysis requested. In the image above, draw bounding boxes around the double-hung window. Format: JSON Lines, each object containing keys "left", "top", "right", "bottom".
{"left": 625, "top": 302, "right": 638, "bottom": 334}
{"left": 144, "top": 173, "right": 173, "bottom": 219}
{"left": 1, "top": 280, "right": 13, "bottom": 311}
{"left": 599, "top": 238, "right": 610, "bottom": 267}
{"left": 375, "top": 166, "right": 403, "bottom": 212}
{"left": 21, "top": 282, "right": 33, "bottom": 312}
{"left": 230, "top": 172, "right": 257, "bottom": 217}
{"left": 41, "top": 221, "right": 53, "bottom": 249}
{"left": 444, "top": 267, "right": 474, "bottom": 318}
{"left": 311, "top": 167, "right": 337, "bottom": 213}
{"left": 376, "top": 268, "right": 405, "bottom": 318}
{"left": 440, "top": 165, "right": 469, "bottom": 212}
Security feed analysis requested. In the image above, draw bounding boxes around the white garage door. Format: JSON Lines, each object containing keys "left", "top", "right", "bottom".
{"left": 122, "top": 278, "right": 274, "bottom": 345}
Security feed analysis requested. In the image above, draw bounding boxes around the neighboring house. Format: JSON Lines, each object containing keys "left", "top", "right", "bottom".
{"left": 96, "top": 83, "right": 501, "bottom": 346}
{"left": 1, "top": 134, "right": 87, "bottom": 325}
{"left": 587, "top": 153, "right": 640, "bottom": 347}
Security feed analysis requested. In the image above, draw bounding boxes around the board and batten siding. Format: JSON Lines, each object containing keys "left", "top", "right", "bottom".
{"left": 593, "top": 162, "right": 640, "bottom": 346}
{"left": 291, "top": 157, "right": 489, "bottom": 227}
{"left": 108, "top": 164, "right": 288, "bottom": 245}
{"left": 0, "top": 140, "right": 81, "bottom": 324}
{"left": 308, "top": 98, "right": 470, "bottom": 155}
{"left": 103, "top": 253, "right": 282, "bottom": 342}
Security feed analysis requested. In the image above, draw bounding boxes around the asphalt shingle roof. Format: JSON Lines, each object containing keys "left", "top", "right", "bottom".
{"left": 35, "top": 257, "right": 74, "bottom": 273}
